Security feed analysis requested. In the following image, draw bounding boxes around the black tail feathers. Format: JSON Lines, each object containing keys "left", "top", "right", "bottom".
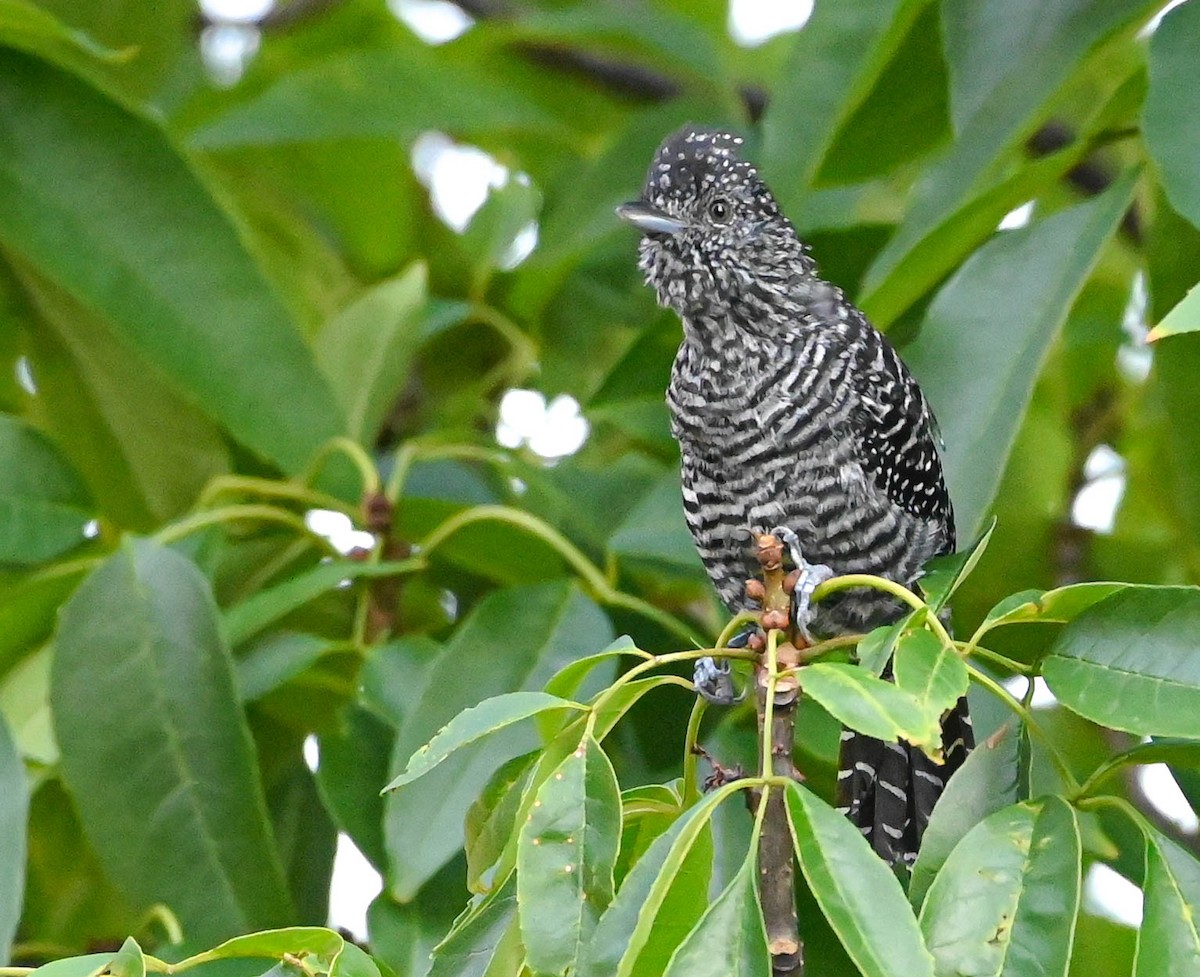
{"left": 835, "top": 696, "right": 973, "bottom": 867}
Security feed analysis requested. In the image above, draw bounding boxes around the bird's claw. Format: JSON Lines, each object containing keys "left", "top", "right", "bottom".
{"left": 693, "top": 655, "right": 745, "bottom": 705}
{"left": 769, "top": 525, "right": 834, "bottom": 643}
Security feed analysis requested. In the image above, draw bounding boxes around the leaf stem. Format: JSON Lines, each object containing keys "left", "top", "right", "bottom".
{"left": 958, "top": 642, "right": 1033, "bottom": 675}
{"left": 197, "top": 474, "right": 358, "bottom": 519}
{"left": 1075, "top": 793, "right": 1156, "bottom": 835}
{"left": 301, "top": 436, "right": 380, "bottom": 496}
{"left": 761, "top": 628, "right": 780, "bottom": 779}
{"left": 681, "top": 696, "right": 707, "bottom": 807}
{"left": 419, "top": 503, "right": 704, "bottom": 646}
{"left": 966, "top": 664, "right": 1080, "bottom": 793}
{"left": 154, "top": 504, "right": 341, "bottom": 556}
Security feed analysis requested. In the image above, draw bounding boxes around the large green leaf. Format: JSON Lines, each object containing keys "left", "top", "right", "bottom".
{"left": 909, "top": 724, "right": 1021, "bottom": 909}
{"left": 19, "top": 269, "right": 230, "bottom": 528}
{"left": 0, "top": 50, "right": 342, "bottom": 472}
{"left": 518, "top": 735, "right": 621, "bottom": 977}
{"left": 315, "top": 705, "right": 393, "bottom": 872}
{"left": 785, "top": 782, "right": 934, "bottom": 977}
{"left": 919, "top": 798, "right": 1081, "bottom": 977}
{"left": 427, "top": 874, "right": 519, "bottom": 977}
{"left": 860, "top": 0, "right": 1156, "bottom": 323}
{"left": 0, "top": 413, "right": 92, "bottom": 564}
{"left": 383, "top": 691, "right": 584, "bottom": 792}
{"left": 0, "top": 711, "right": 27, "bottom": 962}
{"left": 1135, "top": 832, "right": 1200, "bottom": 976}
{"left": 1144, "top": 0, "right": 1200, "bottom": 234}
{"left": 384, "top": 582, "right": 613, "bottom": 899}
{"left": 905, "top": 168, "right": 1139, "bottom": 539}
{"left": 188, "top": 41, "right": 560, "bottom": 150}
{"left": 579, "top": 795, "right": 716, "bottom": 977}
{"left": 51, "top": 538, "right": 293, "bottom": 943}
{"left": 761, "top": 0, "right": 925, "bottom": 215}
{"left": 801, "top": 662, "right": 940, "bottom": 750}
{"left": 1150, "top": 282, "right": 1200, "bottom": 340}
{"left": 892, "top": 629, "right": 968, "bottom": 721}
{"left": 313, "top": 264, "right": 467, "bottom": 445}
{"left": 661, "top": 846, "right": 769, "bottom": 977}
{"left": 1042, "top": 586, "right": 1200, "bottom": 737}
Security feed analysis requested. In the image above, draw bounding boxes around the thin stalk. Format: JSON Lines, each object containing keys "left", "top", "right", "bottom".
{"left": 197, "top": 474, "right": 357, "bottom": 520}
{"left": 681, "top": 696, "right": 708, "bottom": 807}
{"left": 301, "top": 436, "right": 380, "bottom": 496}
{"left": 154, "top": 504, "right": 340, "bottom": 557}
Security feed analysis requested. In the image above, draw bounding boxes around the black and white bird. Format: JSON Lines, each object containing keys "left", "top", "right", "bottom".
{"left": 617, "top": 124, "right": 972, "bottom": 867}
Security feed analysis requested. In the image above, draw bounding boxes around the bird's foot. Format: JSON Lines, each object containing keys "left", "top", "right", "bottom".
{"left": 769, "top": 525, "right": 835, "bottom": 644}
{"left": 693, "top": 638, "right": 749, "bottom": 705}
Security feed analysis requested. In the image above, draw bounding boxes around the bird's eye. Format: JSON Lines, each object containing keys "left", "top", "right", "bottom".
{"left": 708, "top": 198, "right": 730, "bottom": 223}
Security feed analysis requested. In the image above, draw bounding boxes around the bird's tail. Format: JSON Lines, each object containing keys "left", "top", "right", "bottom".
{"left": 835, "top": 697, "right": 973, "bottom": 868}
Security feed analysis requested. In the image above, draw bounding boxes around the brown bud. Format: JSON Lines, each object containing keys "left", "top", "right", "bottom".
{"left": 745, "top": 578, "right": 766, "bottom": 601}
{"left": 783, "top": 569, "right": 801, "bottom": 594}
{"left": 748, "top": 633, "right": 765, "bottom": 651}
{"left": 761, "top": 609, "right": 789, "bottom": 631}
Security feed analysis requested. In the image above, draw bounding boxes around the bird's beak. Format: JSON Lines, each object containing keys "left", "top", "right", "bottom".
{"left": 616, "top": 201, "right": 687, "bottom": 236}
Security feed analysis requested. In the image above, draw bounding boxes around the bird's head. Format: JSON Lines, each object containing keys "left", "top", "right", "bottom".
{"left": 617, "top": 125, "right": 803, "bottom": 323}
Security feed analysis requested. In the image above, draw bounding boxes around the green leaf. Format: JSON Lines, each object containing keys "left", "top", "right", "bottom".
{"left": 0, "top": 711, "right": 27, "bottom": 962}
{"left": 25, "top": 957, "right": 114, "bottom": 977}
{"left": 856, "top": 611, "right": 917, "bottom": 677}
{"left": 905, "top": 168, "right": 1140, "bottom": 539}
{"left": 0, "top": 51, "right": 342, "bottom": 473}
{"left": 1136, "top": 832, "right": 1200, "bottom": 976}
{"left": 662, "top": 847, "right": 769, "bottom": 977}
{"left": 918, "top": 517, "right": 995, "bottom": 611}
{"left": 188, "top": 44, "right": 560, "bottom": 149}
{"left": 860, "top": 0, "right": 1156, "bottom": 323}
{"left": 384, "top": 691, "right": 584, "bottom": 792}
{"left": 608, "top": 473, "right": 705, "bottom": 578}
{"left": 314, "top": 264, "right": 467, "bottom": 444}
{"left": 268, "top": 761, "right": 337, "bottom": 926}
{"left": 909, "top": 724, "right": 1021, "bottom": 910}
{"left": 1144, "top": 0, "right": 1200, "bottom": 234}
{"left": 801, "top": 662, "right": 940, "bottom": 750}
{"left": 762, "top": 0, "right": 925, "bottom": 215}
{"left": 543, "top": 636, "right": 641, "bottom": 702}
{"left": 315, "top": 705, "right": 392, "bottom": 872}
{"left": 0, "top": 414, "right": 92, "bottom": 565}
{"left": 919, "top": 797, "right": 1081, "bottom": 977}
{"left": 0, "top": 560, "right": 84, "bottom": 679}
{"left": 579, "top": 794, "right": 717, "bottom": 977}
{"left": 52, "top": 538, "right": 293, "bottom": 944}
{"left": 980, "top": 581, "right": 1136, "bottom": 633}
{"left": 235, "top": 632, "right": 336, "bottom": 703}
{"left": 1042, "top": 586, "right": 1200, "bottom": 737}
{"left": 19, "top": 271, "right": 230, "bottom": 527}
{"left": 466, "top": 750, "right": 537, "bottom": 893}
{"left": 461, "top": 178, "right": 540, "bottom": 291}
{"left": 0, "top": 0, "right": 116, "bottom": 75}
{"left": 892, "top": 629, "right": 968, "bottom": 723}
{"left": 427, "top": 874, "right": 519, "bottom": 977}
{"left": 518, "top": 735, "right": 621, "bottom": 976}
{"left": 105, "top": 938, "right": 145, "bottom": 977}
{"left": 385, "top": 582, "right": 613, "bottom": 898}
{"left": 175, "top": 927, "right": 344, "bottom": 968}
{"left": 1150, "top": 282, "right": 1200, "bottom": 341}
{"left": 222, "top": 558, "right": 421, "bottom": 647}
{"left": 785, "top": 782, "right": 934, "bottom": 977}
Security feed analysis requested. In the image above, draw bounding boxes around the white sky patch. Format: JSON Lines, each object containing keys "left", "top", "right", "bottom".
{"left": 200, "top": 0, "right": 273, "bottom": 21}
{"left": 500, "top": 221, "right": 540, "bottom": 270}
{"left": 305, "top": 509, "right": 376, "bottom": 555}
{"left": 1072, "top": 444, "right": 1126, "bottom": 535}
{"left": 83, "top": 519, "right": 100, "bottom": 540}
{"left": 1138, "top": 763, "right": 1200, "bottom": 834}
{"left": 411, "top": 131, "right": 510, "bottom": 231}
{"left": 998, "top": 201, "right": 1034, "bottom": 231}
{"left": 199, "top": 23, "right": 261, "bottom": 87}
{"left": 389, "top": 0, "right": 474, "bottom": 43}
{"left": 303, "top": 734, "right": 320, "bottom": 773}
{"left": 1001, "top": 675, "right": 1059, "bottom": 709}
{"left": 496, "top": 388, "right": 589, "bottom": 459}
{"left": 1118, "top": 272, "right": 1152, "bottom": 383}
{"left": 1084, "top": 863, "right": 1144, "bottom": 927}
{"left": 15, "top": 355, "right": 35, "bottom": 395}
{"left": 729, "top": 0, "right": 813, "bottom": 46}
{"left": 327, "top": 834, "right": 383, "bottom": 941}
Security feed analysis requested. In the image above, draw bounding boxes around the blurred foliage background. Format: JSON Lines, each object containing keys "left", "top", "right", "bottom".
{"left": 1, "top": 0, "right": 1200, "bottom": 974}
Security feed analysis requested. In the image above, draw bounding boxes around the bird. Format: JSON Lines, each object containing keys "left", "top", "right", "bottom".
{"left": 616, "top": 124, "right": 972, "bottom": 867}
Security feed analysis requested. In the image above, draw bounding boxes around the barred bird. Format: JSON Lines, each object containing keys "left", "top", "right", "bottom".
{"left": 617, "top": 125, "right": 972, "bottom": 867}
